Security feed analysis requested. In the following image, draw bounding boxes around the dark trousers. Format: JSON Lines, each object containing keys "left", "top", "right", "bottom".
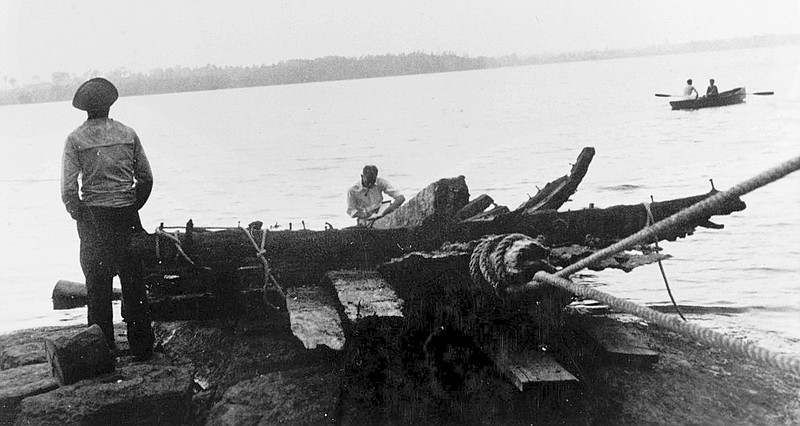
{"left": 77, "top": 206, "right": 153, "bottom": 355}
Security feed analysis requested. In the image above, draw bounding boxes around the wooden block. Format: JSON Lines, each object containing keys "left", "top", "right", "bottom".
{"left": 327, "top": 270, "right": 403, "bottom": 324}
{"left": 44, "top": 324, "right": 115, "bottom": 385}
{"left": 498, "top": 351, "right": 578, "bottom": 392}
{"left": 286, "top": 286, "right": 345, "bottom": 351}
{"left": 579, "top": 315, "right": 660, "bottom": 366}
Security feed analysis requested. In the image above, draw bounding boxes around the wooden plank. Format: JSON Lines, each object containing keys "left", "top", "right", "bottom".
{"left": 285, "top": 286, "right": 345, "bottom": 351}
{"left": 327, "top": 270, "right": 403, "bottom": 324}
{"left": 579, "top": 315, "right": 660, "bottom": 366}
{"left": 497, "top": 351, "right": 578, "bottom": 392}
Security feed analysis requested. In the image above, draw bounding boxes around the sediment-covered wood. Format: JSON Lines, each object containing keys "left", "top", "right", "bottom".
{"left": 513, "top": 146, "right": 596, "bottom": 214}
{"left": 44, "top": 324, "right": 114, "bottom": 385}
{"left": 372, "top": 175, "right": 470, "bottom": 229}
{"left": 326, "top": 270, "right": 403, "bottom": 324}
{"left": 52, "top": 280, "right": 122, "bottom": 310}
{"left": 286, "top": 286, "right": 346, "bottom": 351}
{"left": 131, "top": 189, "right": 744, "bottom": 294}
{"left": 455, "top": 194, "right": 495, "bottom": 221}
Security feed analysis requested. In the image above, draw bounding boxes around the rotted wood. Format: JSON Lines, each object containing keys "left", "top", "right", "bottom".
{"left": 131, "top": 188, "right": 745, "bottom": 293}
{"left": 371, "top": 175, "right": 470, "bottom": 229}
{"left": 512, "top": 146, "right": 596, "bottom": 215}
{"left": 326, "top": 270, "right": 403, "bottom": 325}
{"left": 377, "top": 238, "right": 582, "bottom": 391}
{"left": 461, "top": 147, "right": 595, "bottom": 222}
{"left": 52, "top": 280, "right": 122, "bottom": 310}
{"left": 454, "top": 194, "right": 495, "bottom": 221}
{"left": 44, "top": 325, "right": 115, "bottom": 385}
{"left": 286, "top": 285, "right": 345, "bottom": 351}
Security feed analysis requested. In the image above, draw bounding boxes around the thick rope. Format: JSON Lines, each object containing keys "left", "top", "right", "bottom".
{"left": 469, "top": 237, "right": 496, "bottom": 290}
{"left": 553, "top": 154, "right": 800, "bottom": 278}
{"left": 534, "top": 271, "right": 800, "bottom": 376}
{"left": 470, "top": 233, "right": 553, "bottom": 294}
{"left": 523, "top": 154, "right": 800, "bottom": 375}
{"left": 478, "top": 235, "right": 505, "bottom": 290}
{"left": 490, "top": 233, "right": 530, "bottom": 287}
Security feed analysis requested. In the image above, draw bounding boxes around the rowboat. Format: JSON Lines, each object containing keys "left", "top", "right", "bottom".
{"left": 669, "top": 87, "right": 746, "bottom": 110}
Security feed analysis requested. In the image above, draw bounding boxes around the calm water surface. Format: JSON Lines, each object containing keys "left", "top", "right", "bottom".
{"left": 1, "top": 45, "right": 798, "bottom": 355}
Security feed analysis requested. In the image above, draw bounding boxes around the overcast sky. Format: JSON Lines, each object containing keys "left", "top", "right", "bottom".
{"left": 2, "top": 0, "right": 799, "bottom": 84}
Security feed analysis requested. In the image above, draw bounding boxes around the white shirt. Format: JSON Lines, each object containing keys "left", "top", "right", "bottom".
{"left": 346, "top": 177, "right": 403, "bottom": 225}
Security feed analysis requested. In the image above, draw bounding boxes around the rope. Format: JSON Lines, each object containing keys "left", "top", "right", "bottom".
{"left": 552, "top": 154, "right": 800, "bottom": 279}
{"left": 469, "top": 233, "right": 553, "bottom": 294}
{"left": 533, "top": 271, "right": 800, "bottom": 376}
{"left": 469, "top": 237, "right": 496, "bottom": 290}
{"left": 522, "top": 154, "right": 800, "bottom": 375}
{"left": 155, "top": 227, "right": 197, "bottom": 266}
{"left": 644, "top": 201, "right": 686, "bottom": 321}
{"left": 490, "top": 233, "right": 530, "bottom": 286}
{"left": 240, "top": 226, "right": 286, "bottom": 299}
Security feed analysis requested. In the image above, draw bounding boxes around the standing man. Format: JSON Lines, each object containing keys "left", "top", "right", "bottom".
{"left": 347, "top": 165, "right": 405, "bottom": 226}
{"left": 683, "top": 79, "right": 699, "bottom": 99}
{"left": 61, "top": 78, "right": 155, "bottom": 361}
{"left": 706, "top": 79, "right": 719, "bottom": 96}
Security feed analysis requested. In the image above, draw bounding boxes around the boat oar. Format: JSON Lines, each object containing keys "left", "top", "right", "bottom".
{"left": 655, "top": 91, "right": 774, "bottom": 97}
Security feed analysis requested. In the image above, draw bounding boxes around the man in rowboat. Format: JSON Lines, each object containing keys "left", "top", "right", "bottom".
{"left": 683, "top": 79, "right": 699, "bottom": 99}
{"left": 706, "top": 79, "right": 719, "bottom": 96}
{"left": 60, "top": 78, "right": 155, "bottom": 361}
{"left": 347, "top": 165, "right": 405, "bottom": 226}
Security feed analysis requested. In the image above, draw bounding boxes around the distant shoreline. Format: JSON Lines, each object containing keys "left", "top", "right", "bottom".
{"left": 1, "top": 33, "right": 797, "bottom": 107}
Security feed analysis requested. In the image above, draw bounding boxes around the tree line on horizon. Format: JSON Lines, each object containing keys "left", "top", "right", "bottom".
{"left": 0, "top": 52, "right": 495, "bottom": 106}
{"left": 1, "top": 33, "right": 797, "bottom": 106}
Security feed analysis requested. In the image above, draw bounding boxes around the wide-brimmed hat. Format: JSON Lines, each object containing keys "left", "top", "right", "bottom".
{"left": 72, "top": 77, "right": 118, "bottom": 111}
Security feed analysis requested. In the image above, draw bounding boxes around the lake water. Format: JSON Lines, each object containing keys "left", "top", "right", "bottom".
{"left": 1, "top": 45, "right": 798, "bottom": 357}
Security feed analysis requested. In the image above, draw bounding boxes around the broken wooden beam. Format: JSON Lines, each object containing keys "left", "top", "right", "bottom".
{"left": 286, "top": 286, "right": 345, "bottom": 351}
{"left": 372, "top": 176, "right": 470, "bottom": 229}
{"left": 455, "top": 194, "right": 495, "bottom": 221}
{"left": 513, "top": 146, "right": 595, "bottom": 214}
{"left": 326, "top": 270, "right": 403, "bottom": 325}
{"left": 52, "top": 280, "right": 122, "bottom": 310}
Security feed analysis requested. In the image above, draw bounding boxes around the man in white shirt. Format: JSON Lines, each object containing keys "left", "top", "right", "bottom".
{"left": 683, "top": 79, "right": 699, "bottom": 99}
{"left": 346, "top": 165, "right": 405, "bottom": 226}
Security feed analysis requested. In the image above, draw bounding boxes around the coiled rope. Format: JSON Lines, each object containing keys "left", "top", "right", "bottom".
{"left": 525, "top": 154, "right": 800, "bottom": 375}
{"left": 469, "top": 233, "right": 553, "bottom": 294}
